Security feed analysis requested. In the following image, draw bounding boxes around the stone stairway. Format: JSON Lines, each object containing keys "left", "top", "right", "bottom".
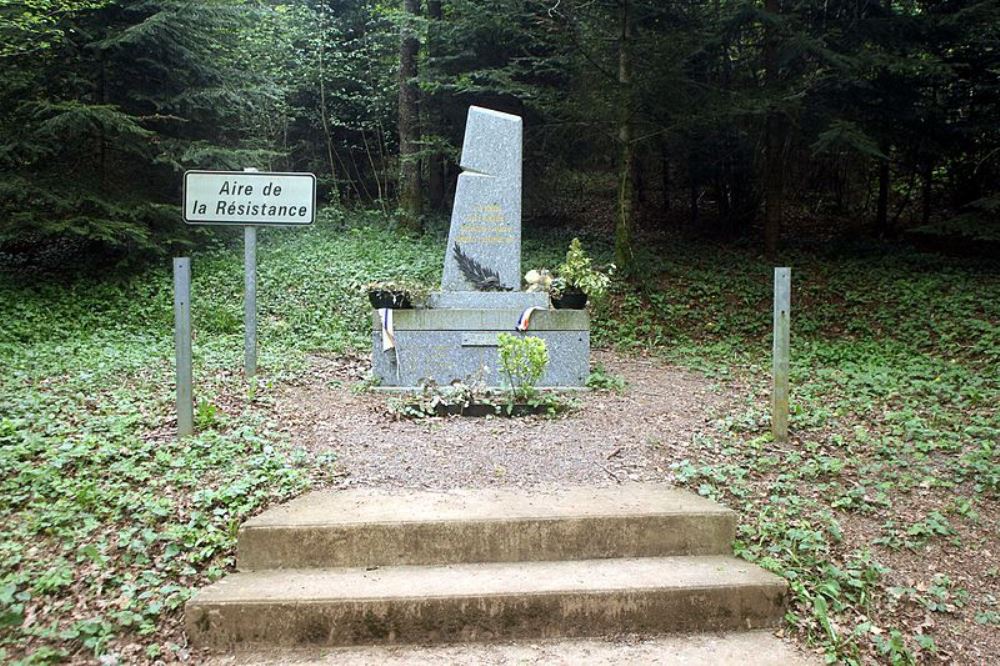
{"left": 185, "top": 484, "right": 787, "bottom": 650}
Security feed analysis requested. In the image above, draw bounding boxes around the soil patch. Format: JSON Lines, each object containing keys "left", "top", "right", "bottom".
{"left": 270, "top": 350, "right": 725, "bottom": 489}
{"left": 265, "top": 350, "right": 1000, "bottom": 663}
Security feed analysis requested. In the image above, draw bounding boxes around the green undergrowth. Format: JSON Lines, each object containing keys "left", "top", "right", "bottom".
{"left": 596, "top": 241, "right": 999, "bottom": 664}
{"left": 1, "top": 212, "right": 997, "bottom": 663}
{"left": 0, "top": 210, "right": 441, "bottom": 663}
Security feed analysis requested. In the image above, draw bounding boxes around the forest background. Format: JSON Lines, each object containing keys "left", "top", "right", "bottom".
{"left": 1, "top": 2, "right": 999, "bottom": 665}
{"left": 2, "top": 0, "right": 999, "bottom": 266}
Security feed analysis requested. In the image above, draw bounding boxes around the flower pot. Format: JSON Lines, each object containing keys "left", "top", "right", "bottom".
{"left": 551, "top": 290, "right": 588, "bottom": 309}
{"left": 368, "top": 289, "right": 412, "bottom": 309}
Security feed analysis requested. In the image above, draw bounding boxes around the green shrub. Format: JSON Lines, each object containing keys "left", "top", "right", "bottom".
{"left": 497, "top": 333, "right": 548, "bottom": 400}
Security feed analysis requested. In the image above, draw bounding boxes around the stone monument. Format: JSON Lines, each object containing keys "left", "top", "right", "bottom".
{"left": 372, "top": 106, "right": 589, "bottom": 387}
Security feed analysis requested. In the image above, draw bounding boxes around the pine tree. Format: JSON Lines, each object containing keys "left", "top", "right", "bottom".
{"left": 0, "top": 0, "right": 281, "bottom": 258}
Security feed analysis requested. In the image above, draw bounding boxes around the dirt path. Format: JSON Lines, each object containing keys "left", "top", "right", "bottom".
{"left": 271, "top": 350, "right": 726, "bottom": 489}
{"left": 238, "top": 353, "right": 823, "bottom": 665}
{"left": 248, "top": 349, "right": 999, "bottom": 664}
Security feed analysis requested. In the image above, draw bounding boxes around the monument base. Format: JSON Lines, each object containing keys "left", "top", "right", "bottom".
{"left": 372, "top": 308, "right": 589, "bottom": 388}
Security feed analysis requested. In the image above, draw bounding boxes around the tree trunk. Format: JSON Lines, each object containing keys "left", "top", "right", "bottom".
{"left": 689, "top": 156, "right": 700, "bottom": 228}
{"left": 614, "top": 0, "right": 636, "bottom": 272}
{"left": 876, "top": 151, "right": 890, "bottom": 236}
{"left": 425, "top": 0, "right": 446, "bottom": 211}
{"left": 398, "top": 0, "right": 422, "bottom": 231}
{"left": 835, "top": 161, "right": 846, "bottom": 214}
{"left": 660, "top": 138, "right": 671, "bottom": 211}
{"left": 98, "top": 54, "right": 108, "bottom": 190}
{"left": 635, "top": 156, "right": 646, "bottom": 206}
{"left": 921, "top": 159, "right": 932, "bottom": 226}
{"left": 717, "top": 171, "right": 731, "bottom": 229}
{"left": 317, "top": 51, "right": 341, "bottom": 204}
{"left": 763, "top": 0, "right": 785, "bottom": 259}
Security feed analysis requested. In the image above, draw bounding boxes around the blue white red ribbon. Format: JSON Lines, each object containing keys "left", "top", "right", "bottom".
{"left": 516, "top": 306, "right": 543, "bottom": 332}
{"left": 378, "top": 308, "right": 395, "bottom": 351}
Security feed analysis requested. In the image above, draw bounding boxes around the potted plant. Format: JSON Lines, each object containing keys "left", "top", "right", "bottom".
{"left": 365, "top": 280, "right": 425, "bottom": 309}
{"left": 550, "top": 238, "right": 612, "bottom": 309}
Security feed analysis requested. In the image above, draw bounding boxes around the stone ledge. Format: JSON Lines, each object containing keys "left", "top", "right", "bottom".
{"left": 372, "top": 308, "right": 588, "bottom": 331}
{"left": 426, "top": 291, "right": 548, "bottom": 310}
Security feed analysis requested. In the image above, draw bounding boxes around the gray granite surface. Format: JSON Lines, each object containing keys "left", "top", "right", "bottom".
{"left": 370, "top": 106, "right": 589, "bottom": 388}
{"left": 440, "top": 107, "right": 522, "bottom": 292}
{"left": 373, "top": 309, "right": 588, "bottom": 387}
{"left": 375, "top": 309, "right": 588, "bottom": 332}
{"left": 373, "top": 329, "right": 589, "bottom": 388}
{"left": 427, "top": 291, "right": 548, "bottom": 310}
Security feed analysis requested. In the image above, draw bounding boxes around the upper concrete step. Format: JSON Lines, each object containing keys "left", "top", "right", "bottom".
{"left": 186, "top": 555, "right": 787, "bottom": 649}
{"left": 237, "top": 484, "right": 736, "bottom": 570}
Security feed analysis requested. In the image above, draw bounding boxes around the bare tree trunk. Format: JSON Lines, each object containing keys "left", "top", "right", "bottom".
{"left": 317, "top": 51, "right": 341, "bottom": 203}
{"left": 362, "top": 129, "right": 387, "bottom": 214}
{"left": 763, "top": 0, "right": 785, "bottom": 259}
{"left": 835, "top": 160, "right": 846, "bottom": 214}
{"left": 98, "top": 55, "right": 108, "bottom": 190}
{"left": 660, "top": 137, "right": 671, "bottom": 211}
{"left": 890, "top": 162, "right": 916, "bottom": 230}
{"left": 614, "top": 0, "right": 636, "bottom": 272}
{"left": 876, "top": 150, "right": 890, "bottom": 236}
{"left": 425, "top": 0, "right": 446, "bottom": 211}
{"left": 398, "top": 0, "right": 422, "bottom": 231}
{"left": 689, "top": 155, "right": 700, "bottom": 228}
{"left": 717, "top": 171, "right": 731, "bottom": 227}
{"left": 922, "top": 159, "right": 933, "bottom": 225}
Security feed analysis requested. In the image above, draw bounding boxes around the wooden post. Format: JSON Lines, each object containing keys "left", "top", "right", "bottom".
{"left": 772, "top": 267, "right": 790, "bottom": 442}
{"left": 173, "top": 257, "right": 193, "bottom": 438}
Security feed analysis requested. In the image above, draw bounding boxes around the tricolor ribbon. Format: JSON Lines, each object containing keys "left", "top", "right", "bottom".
{"left": 516, "top": 306, "right": 543, "bottom": 332}
{"left": 378, "top": 308, "right": 396, "bottom": 351}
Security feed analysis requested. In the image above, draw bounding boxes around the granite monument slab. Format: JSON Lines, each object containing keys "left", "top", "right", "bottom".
{"left": 440, "top": 106, "right": 522, "bottom": 292}
{"left": 371, "top": 106, "right": 589, "bottom": 388}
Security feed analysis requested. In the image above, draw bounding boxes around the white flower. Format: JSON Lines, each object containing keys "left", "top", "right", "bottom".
{"left": 524, "top": 269, "right": 552, "bottom": 292}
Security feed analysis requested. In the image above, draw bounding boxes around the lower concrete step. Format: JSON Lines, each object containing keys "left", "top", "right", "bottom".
{"left": 185, "top": 555, "right": 787, "bottom": 649}
{"left": 237, "top": 484, "right": 736, "bottom": 570}
{"left": 200, "top": 631, "right": 819, "bottom": 665}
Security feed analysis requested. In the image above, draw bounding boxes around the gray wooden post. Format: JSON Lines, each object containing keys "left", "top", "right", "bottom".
{"left": 243, "top": 167, "right": 259, "bottom": 380}
{"left": 173, "top": 257, "right": 193, "bottom": 437}
{"left": 244, "top": 225, "right": 257, "bottom": 379}
{"left": 772, "top": 267, "right": 791, "bottom": 442}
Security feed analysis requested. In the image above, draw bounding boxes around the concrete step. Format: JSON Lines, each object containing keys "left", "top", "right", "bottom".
{"left": 185, "top": 555, "right": 787, "bottom": 649}
{"left": 201, "top": 631, "right": 819, "bottom": 665}
{"left": 237, "top": 484, "right": 736, "bottom": 570}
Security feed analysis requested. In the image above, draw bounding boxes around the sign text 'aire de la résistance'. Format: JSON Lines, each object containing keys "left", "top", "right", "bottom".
{"left": 183, "top": 170, "right": 316, "bottom": 226}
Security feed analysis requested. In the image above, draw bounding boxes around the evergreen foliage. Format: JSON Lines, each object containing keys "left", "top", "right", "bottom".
{"left": 1, "top": 0, "right": 998, "bottom": 258}
{"left": 0, "top": 0, "right": 281, "bottom": 257}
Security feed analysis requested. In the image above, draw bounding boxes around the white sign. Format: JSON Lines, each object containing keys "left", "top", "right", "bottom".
{"left": 183, "top": 170, "right": 316, "bottom": 226}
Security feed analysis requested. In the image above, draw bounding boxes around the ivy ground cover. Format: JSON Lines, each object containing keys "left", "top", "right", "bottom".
{"left": 1, "top": 214, "right": 998, "bottom": 664}
{"left": 598, "top": 239, "right": 1000, "bottom": 664}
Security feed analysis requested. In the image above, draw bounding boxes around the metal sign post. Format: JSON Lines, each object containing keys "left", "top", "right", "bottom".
{"left": 242, "top": 167, "right": 259, "bottom": 380}
{"left": 772, "top": 267, "right": 791, "bottom": 442}
{"left": 173, "top": 257, "right": 194, "bottom": 437}
{"left": 182, "top": 167, "right": 315, "bottom": 381}
{"left": 244, "top": 224, "right": 257, "bottom": 379}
